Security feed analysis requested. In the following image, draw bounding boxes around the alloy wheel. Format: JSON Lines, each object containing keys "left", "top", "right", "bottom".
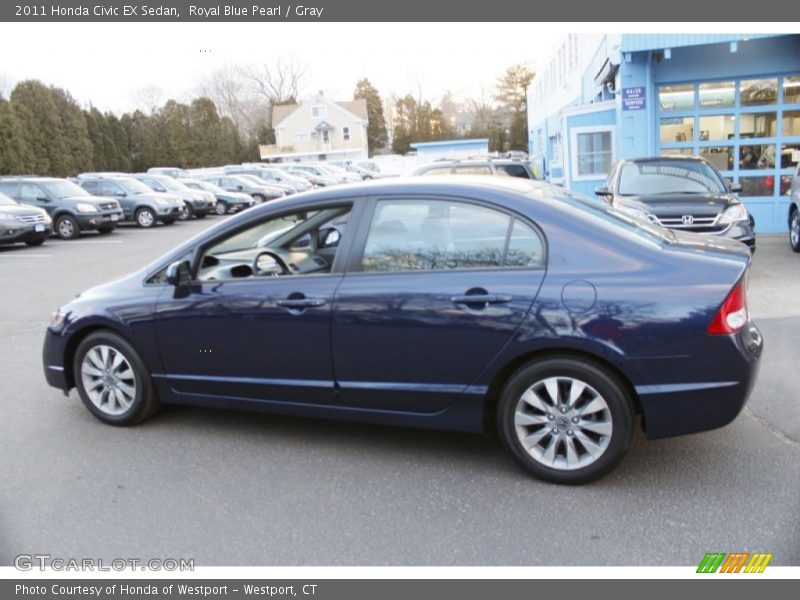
{"left": 80, "top": 344, "right": 137, "bottom": 416}
{"left": 513, "top": 376, "right": 613, "bottom": 470}
{"left": 791, "top": 211, "right": 799, "bottom": 249}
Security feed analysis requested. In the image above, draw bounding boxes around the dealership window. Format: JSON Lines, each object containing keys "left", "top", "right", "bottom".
{"left": 781, "top": 143, "right": 800, "bottom": 168}
{"left": 698, "top": 114, "right": 734, "bottom": 141}
{"left": 782, "top": 111, "right": 800, "bottom": 136}
{"left": 739, "top": 176, "right": 775, "bottom": 197}
{"left": 700, "top": 147, "right": 734, "bottom": 171}
{"left": 342, "top": 126, "right": 350, "bottom": 141}
{"left": 740, "top": 112, "right": 777, "bottom": 138}
{"left": 740, "top": 79, "right": 778, "bottom": 106}
{"left": 780, "top": 176, "right": 792, "bottom": 196}
{"left": 572, "top": 127, "right": 614, "bottom": 180}
{"left": 739, "top": 145, "right": 776, "bottom": 170}
{"left": 699, "top": 81, "right": 735, "bottom": 109}
{"left": 660, "top": 117, "right": 694, "bottom": 143}
{"left": 659, "top": 84, "right": 695, "bottom": 112}
{"left": 311, "top": 105, "right": 326, "bottom": 118}
{"left": 784, "top": 76, "right": 800, "bottom": 104}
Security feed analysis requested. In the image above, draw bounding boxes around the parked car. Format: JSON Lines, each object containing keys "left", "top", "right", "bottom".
{"left": 0, "top": 191, "right": 52, "bottom": 246}
{"left": 147, "top": 167, "right": 191, "bottom": 179}
{"left": 42, "top": 177, "right": 762, "bottom": 485}
{"left": 0, "top": 177, "right": 122, "bottom": 239}
{"left": 133, "top": 174, "right": 215, "bottom": 220}
{"left": 223, "top": 165, "right": 311, "bottom": 192}
{"left": 408, "top": 158, "right": 537, "bottom": 179}
{"left": 596, "top": 156, "right": 756, "bottom": 252}
{"left": 789, "top": 162, "right": 800, "bottom": 252}
{"left": 235, "top": 174, "right": 295, "bottom": 196}
{"left": 281, "top": 164, "right": 341, "bottom": 187}
{"left": 329, "top": 161, "right": 381, "bottom": 180}
{"left": 199, "top": 174, "right": 285, "bottom": 204}
{"left": 181, "top": 178, "right": 255, "bottom": 215}
{"left": 77, "top": 175, "right": 184, "bottom": 228}
{"left": 317, "top": 163, "right": 361, "bottom": 183}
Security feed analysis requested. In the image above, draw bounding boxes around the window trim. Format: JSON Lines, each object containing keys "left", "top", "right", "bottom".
{"left": 344, "top": 194, "right": 547, "bottom": 276}
{"left": 311, "top": 105, "right": 327, "bottom": 118}
{"left": 571, "top": 125, "right": 615, "bottom": 182}
{"left": 342, "top": 126, "right": 351, "bottom": 142}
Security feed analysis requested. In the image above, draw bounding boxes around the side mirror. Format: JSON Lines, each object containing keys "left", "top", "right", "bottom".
{"left": 36, "top": 196, "right": 50, "bottom": 202}
{"left": 236, "top": 185, "right": 244, "bottom": 191}
{"left": 115, "top": 190, "right": 126, "bottom": 197}
{"left": 594, "top": 185, "right": 611, "bottom": 197}
{"left": 166, "top": 260, "right": 191, "bottom": 287}
{"left": 729, "top": 182, "right": 742, "bottom": 193}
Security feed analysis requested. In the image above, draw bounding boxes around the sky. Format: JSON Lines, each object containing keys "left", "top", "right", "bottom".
{"left": 0, "top": 23, "right": 562, "bottom": 113}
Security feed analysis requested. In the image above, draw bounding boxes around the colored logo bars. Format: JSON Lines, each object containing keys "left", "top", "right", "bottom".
{"left": 697, "top": 552, "right": 773, "bottom": 573}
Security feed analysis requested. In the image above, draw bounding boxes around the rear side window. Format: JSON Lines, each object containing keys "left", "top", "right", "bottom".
{"left": 361, "top": 199, "right": 544, "bottom": 272}
{"left": 419, "top": 167, "right": 453, "bottom": 176}
{"left": 80, "top": 181, "right": 99, "bottom": 194}
{"left": 497, "top": 164, "right": 532, "bottom": 179}
{"left": 0, "top": 182, "right": 18, "bottom": 196}
{"left": 100, "top": 181, "right": 120, "bottom": 196}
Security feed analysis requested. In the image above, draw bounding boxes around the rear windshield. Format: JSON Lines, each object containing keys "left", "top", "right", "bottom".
{"left": 538, "top": 188, "right": 675, "bottom": 245}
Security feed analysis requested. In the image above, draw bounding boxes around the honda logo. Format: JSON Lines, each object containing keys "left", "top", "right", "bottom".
{"left": 681, "top": 215, "right": 694, "bottom": 225}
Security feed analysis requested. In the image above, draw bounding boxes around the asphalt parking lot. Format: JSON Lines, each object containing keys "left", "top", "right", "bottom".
{"left": 0, "top": 220, "right": 798, "bottom": 566}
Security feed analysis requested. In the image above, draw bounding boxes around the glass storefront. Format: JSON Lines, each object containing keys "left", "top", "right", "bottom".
{"left": 656, "top": 73, "right": 800, "bottom": 214}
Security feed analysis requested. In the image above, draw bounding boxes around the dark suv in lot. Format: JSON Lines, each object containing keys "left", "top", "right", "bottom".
{"left": 596, "top": 156, "right": 756, "bottom": 252}
{"left": 0, "top": 177, "right": 122, "bottom": 239}
{"left": 0, "top": 191, "right": 52, "bottom": 246}
{"left": 77, "top": 175, "right": 184, "bottom": 228}
{"left": 408, "top": 158, "right": 537, "bottom": 179}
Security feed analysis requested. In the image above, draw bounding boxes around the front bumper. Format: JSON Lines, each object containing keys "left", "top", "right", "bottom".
{"left": 0, "top": 222, "right": 53, "bottom": 244}
{"left": 76, "top": 210, "right": 123, "bottom": 230}
{"left": 43, "top": 327, "right": 69, "bottom": 391}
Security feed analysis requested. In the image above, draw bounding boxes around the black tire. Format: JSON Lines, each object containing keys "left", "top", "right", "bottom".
{"left": 215, "top": 200, "right": 229, "bottom": 215}
{"left": 96, "top": 225, "right": 116, "bottom": 234}
{"left": 54, "top": 214, "right": 81, "bottom": 240}
{"left": 195, "top": 212, "right": 208, "bottom": 219}
{"left": 496, "top": 356, "right": 634, "bottom": 485}
{"left": 135, "top": 207, "right": 156, "bottom": 228}
{"left": 178, "top": 206, "right": 191, "bottom": 221}
{"left": 161, "top": 216, "right": 177, "bottom": 225}
{"left": 73, "top": 330, "right": 160, "bottom": 426}
{"left": 790, "top": 208, "right": 800, "bottom": 253}
{"left": 25, "top": 237, "right": 46, "bottom": 247}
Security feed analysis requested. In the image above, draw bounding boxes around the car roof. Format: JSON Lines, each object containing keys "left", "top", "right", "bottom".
{"left": 624, "top": 156, "right": 707, "bottom": 164}
{"left": 0, "top": 176, "right": 67, "bottom": 182}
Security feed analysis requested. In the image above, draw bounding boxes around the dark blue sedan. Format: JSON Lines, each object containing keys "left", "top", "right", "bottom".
{"left": 42, "top": 178, "right": 763, "bottom": 484}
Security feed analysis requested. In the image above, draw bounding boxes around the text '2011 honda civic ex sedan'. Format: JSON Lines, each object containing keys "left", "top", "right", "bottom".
{"left": 42, "top": 178, "right": 763, "bottom": 484}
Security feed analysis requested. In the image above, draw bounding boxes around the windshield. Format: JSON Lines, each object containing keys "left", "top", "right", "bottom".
{"left": 41, "top": 180, "right": 90, "bottom": 199}
{"left": 156, "top": 177, "right": 188, "bottom": 192}
{"left": 118, "top": 179, "right": 154, "bottom": 195}
{"left": 618, "top": 161, "right": 726, "bottom": 195}
{"left": 0, "top": 192, "right": 18, "bottom": 206}
{"left": 239, "top": 174, "right": 271, "bottom": 186}
{"left": 192, "top": 180, "right": 222, "bottom": 193}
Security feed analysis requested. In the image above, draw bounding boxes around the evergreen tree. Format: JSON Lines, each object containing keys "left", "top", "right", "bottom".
{"left": 353, "top": 78, "right": 388, "bottom": 156}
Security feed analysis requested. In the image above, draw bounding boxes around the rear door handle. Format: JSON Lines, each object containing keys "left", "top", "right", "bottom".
{"left": 451, "top": 294, "right": 513, "bottom": 304}
{"left": 276, "top": 298, "right": 327, "bottom": 308}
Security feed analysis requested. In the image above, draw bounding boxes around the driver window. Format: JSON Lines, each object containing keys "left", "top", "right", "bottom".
{"left": 195, "top": 205, "right": 352, "bottom": 282}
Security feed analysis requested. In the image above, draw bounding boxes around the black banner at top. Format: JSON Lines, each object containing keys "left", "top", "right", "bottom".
{"left": 1, "top": 0, "right": 798, "bottom": 21}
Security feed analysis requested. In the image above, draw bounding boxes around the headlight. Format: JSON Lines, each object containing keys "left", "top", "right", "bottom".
{"left": 50, "top": 309, "right": 66, "bottom": 331}
{"left": 617, "top": 205, "right": 658, "bottom": 224}
{"left": 718, "top": 203, "right": 749, "bottom": 225}
{"left": 0, "top": 211, "right": 20, "bottom": 224}
{"left": 76, "top": 203, "right": 98, "bottom": 213}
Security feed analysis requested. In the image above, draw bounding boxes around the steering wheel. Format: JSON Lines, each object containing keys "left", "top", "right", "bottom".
{"left": 252, "top": 250, "right": 291, "bottom": 276}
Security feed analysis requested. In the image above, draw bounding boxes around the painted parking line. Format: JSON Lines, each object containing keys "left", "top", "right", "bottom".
{"left": 0, "top": 254, "right": 52, "bottom": 258}
{"left": 62, "top": 240, "right": 124, "bottom": 244}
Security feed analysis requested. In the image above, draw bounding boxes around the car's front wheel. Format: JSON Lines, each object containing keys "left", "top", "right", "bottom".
{"left": 73, "top": 331, "right": 160, "bottom": 425}
{"left": 54, "top": 215, "right": 80, "bottom": 240}
{"left": 215, "top": 200, "right": 228, "bottom": 215}
{"left": 135, "top": 207, "right": 156, "bottom": 228}
{"left": 790, "top": 208, "right": 800, "bottom": 253}
{"left": 496, "top": 357, "right": 634, "bottom": 484}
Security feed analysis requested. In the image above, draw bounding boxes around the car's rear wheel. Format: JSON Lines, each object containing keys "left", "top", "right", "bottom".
{"left": 135, "top": 207, "right": 156, "bottom": 228}
{"left": 790, "top": 208, "right": 800, "bottom": 253}
{"left": 496, "top": 357, "right": 634, "bottom": 484}
{"left": 215, "top": 201, "right": 228, "bottom": 215}
{"left": 54, "top": 215, "right": 80, "bottom": 240}
{"left": 73, "top": 331, "right": 159, "bottom": 425}
{"left": 253, "top": 194, "right": 266, "bottom": 204}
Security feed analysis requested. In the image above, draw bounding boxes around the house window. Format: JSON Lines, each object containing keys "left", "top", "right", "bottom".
{"left": 342, "top": 126, "right": 351, "bottom": 142}
{"left": 322, "top": 129, "right": 330, "bottom": 143}
{"left": 311, "top": 105, "right": 326, "bottom": 118}
{"left": 571, "top": 127, "right": 614, "bottom": 180}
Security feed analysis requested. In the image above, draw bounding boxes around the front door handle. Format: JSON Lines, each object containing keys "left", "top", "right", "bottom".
{"left": 277, "top": 298, "right": 327, "bottom": 309}
{"left": 451, "top": 294, "right": 513, "bottom": 305}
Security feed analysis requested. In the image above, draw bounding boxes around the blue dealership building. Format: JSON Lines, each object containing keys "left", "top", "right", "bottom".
{"left": 527, "top": 34, "right": 800, "bottom": 232}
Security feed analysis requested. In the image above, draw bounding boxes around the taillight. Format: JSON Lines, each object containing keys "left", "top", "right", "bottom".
{"left": 707, "top": 278, "right": 748, "bottom": 335}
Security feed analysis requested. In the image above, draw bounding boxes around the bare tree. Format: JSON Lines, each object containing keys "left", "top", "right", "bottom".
{"left": 0, "top": 73, "right": 10, "bottom": 98}
{"left": 130, "top": 85, "right": 165, "bottom": 115}
{"left": 243, "top": 56, "right": 307, "bottom": 105}
{"left": 197, "top": 65, "right": 268, "bottom": 139}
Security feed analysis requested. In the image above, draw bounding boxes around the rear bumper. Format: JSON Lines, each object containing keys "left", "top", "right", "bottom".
{"left": 638, "top": 321, "right": 763, "bottom": 439}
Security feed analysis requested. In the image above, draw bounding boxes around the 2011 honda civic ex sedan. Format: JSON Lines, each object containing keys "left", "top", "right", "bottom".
{"left": 42, "top": 177, "right": 763, "bottom": 484}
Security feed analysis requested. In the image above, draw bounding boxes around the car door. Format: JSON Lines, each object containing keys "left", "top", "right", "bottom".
{"left": 98, "top": 181, "right": 132, "bottom": 219}
{"left": 153, "top": 201, "right": 359, "bottom": 407}
{"left": 331, "top": 195, "right": 546, "bottom": 413}
{"left": 18, "top": 183, "right": 53, "bottom": 215}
